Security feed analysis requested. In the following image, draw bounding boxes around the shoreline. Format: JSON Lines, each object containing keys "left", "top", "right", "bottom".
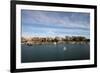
{"left": 21, "top": 36, "right": 90, "bottom": 46}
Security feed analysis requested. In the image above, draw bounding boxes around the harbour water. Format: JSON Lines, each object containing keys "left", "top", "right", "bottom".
{"left": 21, "top": 43, "right": 90, "bottom": 63}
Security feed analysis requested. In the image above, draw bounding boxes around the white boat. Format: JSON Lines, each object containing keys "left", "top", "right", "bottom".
{"left": 63, "top": 47, "right": 67, "bottom": 51}
{"left": 54, "top": 42, "right": 57, "bottom": 45}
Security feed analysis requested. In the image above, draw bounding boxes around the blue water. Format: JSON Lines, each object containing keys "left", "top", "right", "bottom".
{"left": 21, "top": 44, "right": 90, "bottom": 63}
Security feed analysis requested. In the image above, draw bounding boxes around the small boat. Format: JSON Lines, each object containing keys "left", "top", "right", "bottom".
{"left": 54, "top": 42, "right": 57, "bottom": 45}
{"left": 63, "top": 47, "right": 67, "bottom": 51}
{"left": 27, "top": 44, "right": 32, "bottom": 46}
{"left": 26, "top": 43, "right": 32, "bottom": 46}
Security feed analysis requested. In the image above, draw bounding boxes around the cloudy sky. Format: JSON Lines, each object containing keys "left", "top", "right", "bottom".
{"left": 21, "top": 10, "right": 90, "bottom": 38}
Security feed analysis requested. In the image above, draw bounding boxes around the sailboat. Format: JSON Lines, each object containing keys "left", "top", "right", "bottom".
{"left": 54, "top": 42, "right": 57, "bottom": 45}
{"left": 63, "top": 46, "right": 67, "bottom": 51}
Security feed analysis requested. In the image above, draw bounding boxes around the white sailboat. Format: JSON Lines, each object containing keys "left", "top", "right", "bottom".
{"left": 54, "top": 42, "right": 57, "bottom": 45}
{"left": 63, "top": 46, "right": 67, "bottom": 51}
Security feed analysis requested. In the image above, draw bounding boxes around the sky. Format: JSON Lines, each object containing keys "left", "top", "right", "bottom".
{"left": 21, "top": 10, "right": 90, "bottom": 38}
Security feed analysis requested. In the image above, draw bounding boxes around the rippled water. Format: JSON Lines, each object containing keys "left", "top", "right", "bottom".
{"left": 21, "top": 44, "right": 90, "bottom": 63}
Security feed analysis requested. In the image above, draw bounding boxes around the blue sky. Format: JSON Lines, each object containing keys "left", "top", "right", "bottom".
{"left": 21, "top": 10, "right": 90, "bottom": 38}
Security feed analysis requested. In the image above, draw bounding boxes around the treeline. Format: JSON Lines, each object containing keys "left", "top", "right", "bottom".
{"left": 21, "top": 36, "right": 90, "bottom": 45}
